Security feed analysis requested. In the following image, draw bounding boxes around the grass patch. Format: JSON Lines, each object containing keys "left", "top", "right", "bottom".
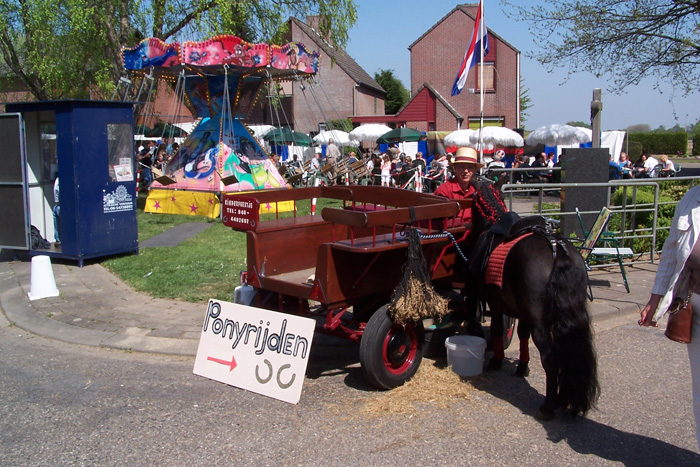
{"left": 103, "top": 193, "right": 345, "bottom": 303}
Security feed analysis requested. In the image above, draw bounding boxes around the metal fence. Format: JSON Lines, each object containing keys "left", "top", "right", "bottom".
{"left": 487, "top": 166, "right": 699, "bottom": 266}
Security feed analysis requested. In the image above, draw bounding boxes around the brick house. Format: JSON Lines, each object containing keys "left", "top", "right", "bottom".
{"left": 246, "top": 16, "right": 386, "bottom": 134}
{"left": 353, "top": 4, "right": 520, "bottom": 133}
{"left": 409, "top": 4, "right": 520, "bottom": 130}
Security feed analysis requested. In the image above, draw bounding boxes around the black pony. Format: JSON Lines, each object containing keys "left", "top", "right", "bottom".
{"left": 468, "top": 178, "right": 599, "bottom": 420}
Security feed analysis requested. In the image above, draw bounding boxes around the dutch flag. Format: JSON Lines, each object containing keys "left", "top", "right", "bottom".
{"left": 451, "top": 0, "right": 489, "bottom": 96}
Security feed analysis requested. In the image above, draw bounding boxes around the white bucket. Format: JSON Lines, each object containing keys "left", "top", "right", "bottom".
{"left": 233, "top": 284, "right": 256, "bottom": 306}
{"left": 27, "top": 255, "right": 59, "bottom": 301}
{"left": 445, "top": 335, "right": 487, "bottom": 377}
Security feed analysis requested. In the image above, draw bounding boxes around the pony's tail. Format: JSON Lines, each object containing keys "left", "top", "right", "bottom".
{"left": 546, "top": 243, "right": 600, "bottom": 417}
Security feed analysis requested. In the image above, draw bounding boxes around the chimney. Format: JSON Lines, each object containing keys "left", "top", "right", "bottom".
{"left": 306, "top": 15, "right": 333, "bottom": 45}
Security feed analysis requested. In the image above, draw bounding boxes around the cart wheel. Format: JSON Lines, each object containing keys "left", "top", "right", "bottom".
{"left": 503, "top": 316, "right": 516, "bottom": 350}
{"left": 359, "top": 305, "right": 424, "bottom": 390}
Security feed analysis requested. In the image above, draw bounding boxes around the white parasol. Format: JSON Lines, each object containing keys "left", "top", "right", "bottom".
{"left": 526, "top": 124, "right": 592, "bottom": 146}
{"left": 349, "top": 124, "right": 392, "bottom": 143}
{"left": 313, "top": 129, "right": 358, "bottom": 146}
{"left": 470, "top": 126, "right": 524, "bottom": 150}
{"left": 444, "top": 129, "right": 476, "bottom": 147}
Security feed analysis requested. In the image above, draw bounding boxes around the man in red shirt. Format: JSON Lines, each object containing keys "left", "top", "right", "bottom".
{"left": 434, "top": 146, "right": 483, "bottom": 226}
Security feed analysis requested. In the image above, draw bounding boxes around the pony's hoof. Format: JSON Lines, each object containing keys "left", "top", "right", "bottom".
{"left": 486, "top": 358, "right": 503, "bottom": 371}
{"left": 535, "top": 407, "right": 555, "bottom": 421}
{"left": 515, "top": 363, "right": 530, "bottom": 378}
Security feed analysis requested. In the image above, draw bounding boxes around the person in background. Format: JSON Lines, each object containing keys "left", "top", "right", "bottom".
{"left": 643, "top": 154, "right": 660, "bottom": 177}
{"left": 619, "top": 152, "right": 632, "bottom": 178}
{"left": 153, "top": 150, "right": 165, "bottom": 171}
{"left": 640, "top": 185, "right": 700, "bottom": 450}
{"left": 365, "top": 154, "right": 375, "bottom": 173}
{"left": 608, "top": 155, "right": 622, "bottom": 181}
{"left": 485, "top": 149, "right": 506, "bottom": 181}
{"left": 619, "top": 152, "right": 632, "bottom": 170}
{"left": 138, "top": 147, "right": 153, "bottom": 189}
{"left": 380, "top": 154, "right": 392, "bottom": 187}
{"left": 413, "top": 152, "right": 427, "bottom": 174}
{"left": 631, "top": 154, "right": 647, "bottom": 178}
{"left": 546, "top": 152, "right": 556, "bottom": 168}
{"left": 513, "top": 154, "right": 531, "bottom": 183}
{"left": 310, "top": 151, "right": 321, "bottom": 172}
{"left": 659, "top": 154, "right": 676, "bottom": 177}
{"left": 52, "top": 176, "right": 61, "bottom": 248}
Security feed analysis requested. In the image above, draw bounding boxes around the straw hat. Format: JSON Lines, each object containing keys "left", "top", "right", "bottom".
{"left": 450, "top": 147, "right": 484, "bottom": 168}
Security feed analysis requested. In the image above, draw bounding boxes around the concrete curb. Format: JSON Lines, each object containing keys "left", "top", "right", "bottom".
{"left": 0, "top": 261, "right": 199, "bottom": 356}
{"left": 0, "top": 259, "right": 655, "bottom": 358}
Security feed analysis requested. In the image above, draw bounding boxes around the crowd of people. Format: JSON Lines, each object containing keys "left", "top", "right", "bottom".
{"left": 609, "top": 152, "right": 676, "bottom": 180}
{"left": 136, "top": 137, "right": 179, "bottom": 190}
{"left": 135, "top": 132, "right": 678, "bottom": 194}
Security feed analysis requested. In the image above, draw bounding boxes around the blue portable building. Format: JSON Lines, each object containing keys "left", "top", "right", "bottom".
{"left": 0, "top": 100, "right": 138, "bottom": 266}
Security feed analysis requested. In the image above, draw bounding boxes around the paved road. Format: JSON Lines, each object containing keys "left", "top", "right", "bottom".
{"left": 1, "top": 307, "right": 699, "bottom": 465}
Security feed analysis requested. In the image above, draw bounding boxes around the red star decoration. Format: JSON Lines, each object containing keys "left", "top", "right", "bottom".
{"left": 208, "top": 198, "right": 214, "bottom": 204}
{"left": 190, "top": 203, "right": 198, "bottom": 213}
{"left": 153, "top": 201, "right": 161, "bottom": 211}
{"left": 265, "top": 203, "right": 272, "bottom": 212}
{"left": 171, "top": 196, "right": 177, "bottom": 202}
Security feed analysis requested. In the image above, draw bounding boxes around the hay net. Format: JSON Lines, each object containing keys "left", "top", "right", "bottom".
{"left": 388, "top": 227, "right": 449, "bottom": 326}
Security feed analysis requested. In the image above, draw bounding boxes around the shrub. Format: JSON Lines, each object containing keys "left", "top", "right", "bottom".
{"left": 627, "top": 132, "right": 688, "bottom": 157}
{"left": 610, "top": 180, "right": 692, "bottom": 251}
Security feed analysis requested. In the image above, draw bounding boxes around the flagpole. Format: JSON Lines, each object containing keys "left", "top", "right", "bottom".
{"left": 478, "top": 0, "right": 485, "bottom": 163}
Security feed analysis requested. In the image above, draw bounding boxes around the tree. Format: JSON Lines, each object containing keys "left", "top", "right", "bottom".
{"left": 519, "top": 76, "right": 531, "bottom": 127}
{"left": 504, "top": 0, "right": 700, "bottom": 95}
{"left": 0, "top": 0, "right": 358, "bottom": 101}
{"left": 567, "top": 121, "right": 591, "bottom": 129}
{"left": 628, "top": 124, "right": 652, "bottom": 133}
{"left": 374, "top": 69, "right": 409, "bottom": 115}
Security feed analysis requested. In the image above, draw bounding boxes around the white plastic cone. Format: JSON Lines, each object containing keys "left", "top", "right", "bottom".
{"left": 27, "top": 255, "right": 59, "bottom": 300}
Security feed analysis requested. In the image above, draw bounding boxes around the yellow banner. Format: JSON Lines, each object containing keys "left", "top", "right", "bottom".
{"left": 145, "top": 190, "right": 221, "bottom": 218}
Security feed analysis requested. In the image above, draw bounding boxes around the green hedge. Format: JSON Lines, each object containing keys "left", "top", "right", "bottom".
{"left": 693, "top": 133, "right": 700, "bottom": 156}
{"left": 610, "top": 180, "right": 691, "bottom": 252}
{"left": 627, "top": 132, "right": 688, "bottom": 156}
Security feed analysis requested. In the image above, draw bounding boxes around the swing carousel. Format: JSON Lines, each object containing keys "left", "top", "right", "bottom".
{"left": 122, "top": 35, "right": 321, "bottom": 217}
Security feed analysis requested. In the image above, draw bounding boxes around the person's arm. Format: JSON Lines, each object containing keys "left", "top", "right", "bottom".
{"left": 639, "top": 294, "right": 661, "bottom": 326}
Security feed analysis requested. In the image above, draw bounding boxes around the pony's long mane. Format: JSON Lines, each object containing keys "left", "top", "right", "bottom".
{"left": 472, "top": 179, "right": 507, "bottom": 233}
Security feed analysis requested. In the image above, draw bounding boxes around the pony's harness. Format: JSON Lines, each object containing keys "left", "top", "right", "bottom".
{"left": 478, "top": 213, "right": 569, "bottom": 288}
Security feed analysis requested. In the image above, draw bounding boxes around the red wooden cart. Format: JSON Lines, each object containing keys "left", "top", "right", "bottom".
{"left": 222, "top": 185, "right": 510, "bottom": 389}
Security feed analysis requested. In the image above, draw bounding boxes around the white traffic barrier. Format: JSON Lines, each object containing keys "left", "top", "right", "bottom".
{"left": 27, "top": 255, "right": 59, "bottom": 300}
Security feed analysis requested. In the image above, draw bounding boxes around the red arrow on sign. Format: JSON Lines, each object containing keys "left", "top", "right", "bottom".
{"left": 207, "top": 354, "right": 237, "bottom": 372}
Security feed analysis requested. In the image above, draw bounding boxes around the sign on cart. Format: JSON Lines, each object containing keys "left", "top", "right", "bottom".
{"left": 193, "top": 299, "right": 315, "bottom": 404}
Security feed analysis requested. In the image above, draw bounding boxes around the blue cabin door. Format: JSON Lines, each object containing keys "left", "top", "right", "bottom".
{"left": 0, "top": 113, "right": 30, "bottom": 250}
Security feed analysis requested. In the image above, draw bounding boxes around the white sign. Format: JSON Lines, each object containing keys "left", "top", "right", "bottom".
{"left": 193, "top": 300, "right": 315, "bottom": 404}
{"left": 102, "top": 185, "right": 134, "bottom": 213}
{"left": 113, "top": 163, "right": 134, "bottom": 182}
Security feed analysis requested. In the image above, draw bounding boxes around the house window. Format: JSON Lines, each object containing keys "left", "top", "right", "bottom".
{"left": 468, "top": 117, "right": 505, "bottom": 129}
{"left": 476, "top": 62, "right": 495, "bottom": 92}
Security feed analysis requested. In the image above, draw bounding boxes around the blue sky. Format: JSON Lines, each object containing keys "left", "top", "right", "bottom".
{"left": 343, "top": 0, "right": 699, "bottom": 131}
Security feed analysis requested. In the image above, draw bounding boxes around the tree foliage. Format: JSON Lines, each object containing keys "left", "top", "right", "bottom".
{"left": 519, "top": 76, "right": 531, "bottom": 127}
{"left": 0, "top": 0, "right": 357, "bottom": 101}
{"left": 374, "top": 68, "right": 409, "bottom": 115}
{"left": 567, "top": 121, "right": 591, "bottom": 129}
{"left": 504, "top": 0, "right": 700, "bottom": 95}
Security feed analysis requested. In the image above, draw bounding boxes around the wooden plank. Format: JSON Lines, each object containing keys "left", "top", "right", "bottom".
{"left": 321, "top": 202, "right": 461, "bottom": 228}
